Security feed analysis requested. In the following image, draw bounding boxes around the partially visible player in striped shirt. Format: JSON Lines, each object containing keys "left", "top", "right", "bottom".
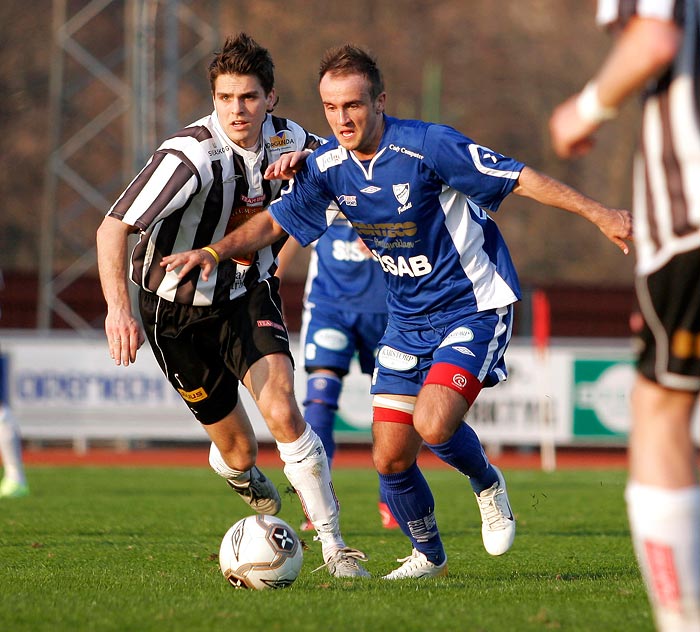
{"left": 550, "top": 2, "right": 700, "bottom": 629}
{"left": 96, "top": 33, "right": 369, "bottom": 579}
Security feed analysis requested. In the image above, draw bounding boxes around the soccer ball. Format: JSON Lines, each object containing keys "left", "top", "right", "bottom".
{"left": 219, "top": 514, "right": 303, "bottom": 590}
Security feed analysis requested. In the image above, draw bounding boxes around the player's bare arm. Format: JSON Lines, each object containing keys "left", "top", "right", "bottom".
{"left": 96, "top": 216, "right": 146, "bottom": 366}
{"left": 512, "top": 166, "right": 633, "bottom": 254}
{"left": 160, "top": 210, "right": 286, "bottom": 281}
{"left": 549, "top": 17, "right": 681, "bottom": 159}
{"left": 263, "top": 150, "right": 311, "bottom": 180}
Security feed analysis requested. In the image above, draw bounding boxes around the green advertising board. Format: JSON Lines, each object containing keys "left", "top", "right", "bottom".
{"left": 573, "top": 358, "right": 635, "bottom": 439}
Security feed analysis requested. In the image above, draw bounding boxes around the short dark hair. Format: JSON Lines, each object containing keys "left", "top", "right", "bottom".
{"left": 208, "top": 32, "right": 275, "bottom": 94}
{"left": 319, "top": 45, "right": 384, "bottom": 100}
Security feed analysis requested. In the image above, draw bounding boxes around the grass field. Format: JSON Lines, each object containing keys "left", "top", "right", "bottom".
{"left": 0, "top": 464, "right": 653, "bottom": 632}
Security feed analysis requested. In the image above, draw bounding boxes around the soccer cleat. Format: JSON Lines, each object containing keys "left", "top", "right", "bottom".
{"left": 382, "top": 548, "right": 448, "bottom": 579}
{"left": 378, "top": 501, "right": 400, "bottom": 529}
{"left": 0, "top": 478, "right": 29, "bottom": 499}
{"left": 314, "top": 547, "right": 371, "bottom": 578}
{"left": 226, "top": 466, "right": 281, "bottom": 515}
{"left": 475, "top": 465, "right": 515, "bottom": 556}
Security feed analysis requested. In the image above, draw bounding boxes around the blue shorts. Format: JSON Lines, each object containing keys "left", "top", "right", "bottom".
{"left": 300, "top": 303, "right": 388, "bottom": 377}
{"left": 371, "top": 305, "right": 514, "bottom": 397}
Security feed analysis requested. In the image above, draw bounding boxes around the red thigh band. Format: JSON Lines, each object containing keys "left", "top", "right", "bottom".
{"left": 373, "top": 406, "right": 414, "bottom": 425}
{"left": 423, "top": 363, "right": 483, "bottom": 405}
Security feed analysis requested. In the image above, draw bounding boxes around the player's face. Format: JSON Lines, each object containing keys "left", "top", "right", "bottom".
{"left": 213, "top": 73, "right": 275, "bottom": 149}
{"left": 320, "top": 72, "right": 385, "bottom": 160}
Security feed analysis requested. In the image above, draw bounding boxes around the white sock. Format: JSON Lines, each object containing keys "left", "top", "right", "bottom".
{"left": 207, "top": 443, "right": 249, "bottom": 483}
{"left": 0, "top": 406, "right": 27, "bottom": 485}
{"left": 626, "top": 482, "right": 700, "bottom": 631}
{"left": 277, "top": 424, "right": 344, "bottom": 557}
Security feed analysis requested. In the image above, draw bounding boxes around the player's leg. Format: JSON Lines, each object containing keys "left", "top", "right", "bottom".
{"left": 0, "top": 351, "right": 28, "bottom": 498}
{"left": 298, "top": 368, "right": 342, "bottom": 531}
{"left": 415, "top": 306, "right": 515, "bottom": 556}
{"left": 204, "top": 401, "right": 281, "bottom": 515}
{"left": 627, "top": 378, "right": 700, "bottom": 631}
{"left": 356, "top": 312, "right": 399, "bottom": 528}
{"left": 243, "top": 352, "right": 369, "bottom": 577}
{"left": 372, "top": 394, "right": 448, "bottom": 579}
{"left": 233, "top": 278, "right": 364, "bottom": 570}
{"left": 136, "top": 290, "right": 280, "bottom": 514}
{"left": 0, "top": 352, "right": 28, "bottom": 498}
{"left": 625, "top": 256, "right": 700, "bottom": 630}
{"left": 299, "top": 304, "right": 355, "bottom": 465}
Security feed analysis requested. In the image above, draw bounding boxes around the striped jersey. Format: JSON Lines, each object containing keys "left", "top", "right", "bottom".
{"left": 304, "top": 216, "right": 388, "bottom": 314}
{"left": 599, "top": 0, "right": 700, "bottom": 274}
{"left": 269, "top": 116, "right": 524, "bottom": 322}
{"left": 108, "top": 111, "right": 321, "bottom": 305}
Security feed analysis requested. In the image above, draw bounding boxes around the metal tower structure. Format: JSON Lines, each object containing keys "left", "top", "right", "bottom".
{"left": 38, "top": 0, "right": 218, "bottom": 333}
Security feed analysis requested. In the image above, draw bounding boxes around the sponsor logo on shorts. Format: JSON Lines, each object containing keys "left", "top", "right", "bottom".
{"left": 313, "top": 328, "right": 348, "bottom": 351}
{"left": 378, "top": 346, "right": 418, "bottom": 371}
{"left": 437, "top": 327, "right": 475, "bottom": 351}
{"left": 257, "top": 320, "right": 286, "bottom": 333}
{"left": 177, "top": 386, "right": 208, "bottom": 403}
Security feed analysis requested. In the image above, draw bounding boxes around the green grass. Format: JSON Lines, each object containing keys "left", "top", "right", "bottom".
{"left": 0, "top": 465, "right": 652, "bottom": 632}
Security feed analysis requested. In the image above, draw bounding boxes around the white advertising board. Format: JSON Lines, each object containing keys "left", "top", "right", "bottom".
{"left": 3, "top": 331, "right": 695, "bottom": 448}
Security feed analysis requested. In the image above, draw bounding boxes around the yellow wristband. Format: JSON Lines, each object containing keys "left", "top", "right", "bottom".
{"left": 201, "top": 246, "right": 220, "bottom": 265}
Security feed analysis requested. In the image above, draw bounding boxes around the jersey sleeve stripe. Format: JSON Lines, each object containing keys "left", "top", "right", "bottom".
{"left": 467, "top": 144, "right": 521, "bottom": 179}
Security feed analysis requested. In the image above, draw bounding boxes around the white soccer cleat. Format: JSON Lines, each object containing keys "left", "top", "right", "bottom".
{"left": 475, "top": 465, "right": 515, "bottom": 556}
{"left": 315, "top": 547, "right": 371, "bottom": 578}
{"left": 382, "top": 548, "right": 448, "bottom": 580}
{"left": 227, "top": 466, "right": 281, "bottom": 515}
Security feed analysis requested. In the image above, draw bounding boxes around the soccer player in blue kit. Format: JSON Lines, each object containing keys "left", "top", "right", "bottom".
{"left": 163, "top": 45, "right": 633, "bottom": 578}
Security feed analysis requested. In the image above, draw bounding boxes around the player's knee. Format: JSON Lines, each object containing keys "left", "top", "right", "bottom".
{"left": 303, "top": 373, "right": 342, "bottom": 409}
{"left": 209, "top": 442, "right": 256, "bottom": 477}
{"left": 372, "top": 444, "right": 415, "bottom": 475}
{"left": 415, "top": 417, "right": 454, "bottom": 445}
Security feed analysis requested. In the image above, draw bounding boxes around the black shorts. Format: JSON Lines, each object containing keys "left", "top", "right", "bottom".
{"left": 139, "top": 277, "right": 293, "bottom": 424}
{"left": 636, "top": 248, "right": 700, "bottom": 391}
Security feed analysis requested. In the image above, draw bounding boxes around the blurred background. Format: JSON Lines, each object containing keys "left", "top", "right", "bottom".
{"left": 0, "top": 0, "right": 637, "bottom": 337}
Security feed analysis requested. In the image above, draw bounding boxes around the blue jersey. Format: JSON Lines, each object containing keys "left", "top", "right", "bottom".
{"left": 269, "top": 116, "right": 524, "bottom": 321}
{"left": 305, "top": 217, "right": 387, "bottom": 314}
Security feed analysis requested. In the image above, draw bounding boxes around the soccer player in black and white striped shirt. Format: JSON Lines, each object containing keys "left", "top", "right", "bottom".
{"left": 550, "top": 2, "right": 700, "bottom": 629}
{"left": 96, "top": 33, "right": 369, "bottom": 578}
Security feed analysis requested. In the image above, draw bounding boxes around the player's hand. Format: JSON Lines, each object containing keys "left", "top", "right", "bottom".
{"left": 105, "top": 309, "right": 145, "bottom": 367}
{"left": 263, "top": 151, "right": 310, "bottom": 180}
{"left": 161, "top": 248, "right": 218, "bottom": 281}
{"left": 597, "top": 208, "right": 633, "bottom": 254}
{"left": 549, "top": 95, "right": 600, "bottom": 159}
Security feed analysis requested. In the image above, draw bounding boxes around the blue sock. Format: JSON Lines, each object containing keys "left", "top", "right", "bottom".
{"left": 378, "top": 462, "right": 446, "bottom": 565}
{"left": 426, "top": 422, "right": 498, "bottom": 494}
{"left": 304, "top": 402, "right": 336, "bottom": 463}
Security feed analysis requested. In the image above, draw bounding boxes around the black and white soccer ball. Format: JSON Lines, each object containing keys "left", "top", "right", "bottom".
{"left": 219, "top": 514, "right": 303, "bottom": 590}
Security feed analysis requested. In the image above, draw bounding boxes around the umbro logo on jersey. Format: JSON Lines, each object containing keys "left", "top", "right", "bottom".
{"left": 224, "top": 174, "right": 243, "bottom": 183}
{"left": 452, "top": 346, "right": 475, "bottom": 357}
{"left": 393, "top": 183, "right": 412, "bottom": 214}
{"left": 360, "top": 185, "right": 381, "bottom": 194}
